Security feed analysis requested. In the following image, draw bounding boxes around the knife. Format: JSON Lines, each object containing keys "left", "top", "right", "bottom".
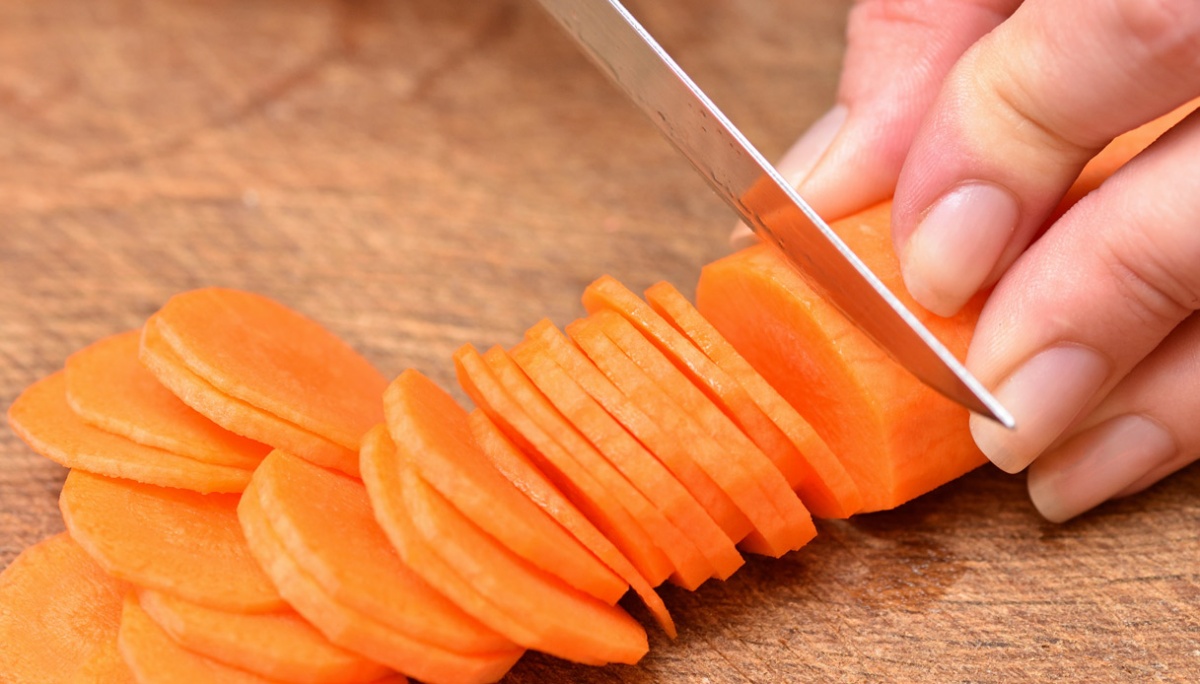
{"left": 533, "top": 0, "right": 1014, "bottom": 428}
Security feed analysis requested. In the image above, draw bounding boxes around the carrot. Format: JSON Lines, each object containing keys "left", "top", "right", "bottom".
{"left": 58, "top": 469, "right": 285, "bottom": 613}
{"left": 140, "top": 316, "right": 361, "bottom": 477}
{"left": 453, "top": 343, "right": 675, "bottom": 587}
{"left": 466, "top": 410, "right": 676, "bottom": 638}
{"left": 65, "top": 330, "right": 269, "bottom": 471}
{"left": 69, "top": 628, "right": 134, "bottom": 684}
{"left": 382, "top": 369, "right": 628, "bottom": 605}
{"left": 510, "top": 333, "right": 743, "bottom": 581}
{"left": 136, "top": 590, "right": 390, "bottom": 684}
{"left": 643, "top": 280, "right": 864, "bottom": 518}
{"left": 151, "top": 288, "right": 388, "bottom": 451}
{"left": 0, "top": 533, "right": 130, "bottom": 683}
{"left": 8, "top": 372, "right": 253, "bottom": 494}
{"left": 239, "top": 475, "right": 520, "bottom": 684}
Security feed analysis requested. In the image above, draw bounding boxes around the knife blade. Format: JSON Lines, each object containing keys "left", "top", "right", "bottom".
{"left": 534, "top": 0, "right": 1014, "bottom": 428}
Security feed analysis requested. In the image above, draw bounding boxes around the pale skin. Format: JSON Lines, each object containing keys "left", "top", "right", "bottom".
{"left": 738, "top": 0, "right": 1200, "bottom": 521}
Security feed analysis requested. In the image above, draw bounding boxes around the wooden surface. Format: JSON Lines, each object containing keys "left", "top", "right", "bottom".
{"left": 2, "top": 1, "right": 1198, "bottom": 681}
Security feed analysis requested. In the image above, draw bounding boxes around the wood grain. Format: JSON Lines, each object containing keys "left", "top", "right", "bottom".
{"left": 2, "top": 1, "right": 1197, "bottom": 681}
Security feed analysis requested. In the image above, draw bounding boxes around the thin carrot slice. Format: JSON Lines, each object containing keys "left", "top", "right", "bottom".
{"left": 382, "top": 370, "right": 628, "bottom": 605}
{"left": 65, "top": 330, "right": 268, "bottom": 470}
{"left": 152, "top": 287, "right": 387, "bottom": 450}
{"left": 69, "top": 629, "right": 135, "bottom": 684}
{"left": 8, "top": 372, "right": 253, "bottom": 494}
{"left": 0, "top": 533, "right": 129, "bottom": 683}
{"left": 140, "top": 317, "right": 360, "bottom": 477}
{"left": 137, "top": 590, "right": 390, "bottom": 684}
{"left": 524, "top": 320, "right": 752, "bottom": 544}
{"left": 59, "top": 469, "right": 284, "bottom": 613}
{"left": 453, "top": 344, "right": 674, "bottom": 587}
{"left": 643, "top": 280, "right": 864, "bottom": 518}
{"left": 569, "top": 313, "right": 816, "bottom": 557}
{"left": 467, "top": 411, "right": 676, "bottom": 638}
{"left": 239, "top": 478, "right": 519, "bottom": 684}
{"left": 511, "top": 335, "right": 743, "bottom": 581}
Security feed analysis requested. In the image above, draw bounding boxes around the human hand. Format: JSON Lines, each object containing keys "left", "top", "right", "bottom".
{"left": 753, "top": 0, "right": 1200, "bottom": 521}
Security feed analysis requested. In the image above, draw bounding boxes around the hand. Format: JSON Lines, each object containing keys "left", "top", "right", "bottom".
{"left": 761, "top": 0, "right": 1200, "bottom": 521}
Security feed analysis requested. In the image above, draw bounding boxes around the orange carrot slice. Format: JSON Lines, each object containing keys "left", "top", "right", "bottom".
{"left": 569, "top": 313, "right": 816, "bottom": 557}
{"left": 510, "top": 334, "right": 743, "bottom": 581}
{"left": 65, "top": 330, "right": 268, "bottom": 471}
{"left": 0, "top": 533, "right": 129, "bottom": 683}
{"left": 69, "top": 628, "right": 134, "bottom": 684}
{"left": 151, "top": 287, "right": 387, "bottom": 450}
{"left": 239, "top": 476, "right": 520, "bottom": 684}
{"left": 140, "top": 317, "right": 360, "bottom": 476}
{"left": 137, "top": 590, "right": 390, "bottom": 684}
{"left": 8, "top": 372, "right": 253, "bottom": 494}
{"left": 59, "top": 469, "right": 284, "bottom": 613}
{"left": 643, "top": 280, "right": 864, "bottom": 518}
{"left": 453, "top": 344, "right": 674, "bottom": 587}
{"left": 382, "top": 369, "right": 628, "bottom": 604}
{"left": 466, "top": 411, "right": 676, "bottom": 638}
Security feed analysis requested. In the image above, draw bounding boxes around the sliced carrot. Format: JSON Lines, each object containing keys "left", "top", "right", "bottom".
{"left": 151, "top": 287, "right": 388, "bottom": 450}
{"left": 59, "top": 469, "right": 284, "bottom": 613}
{"left": 0, "top": 533, "right": 129, "bottom": 683}
{"left": 69, "top": 628, "right": 134, "bottom": 684}
{"left": 65, "top": 330, "right": 269, "bottom": 471}
{"left": 239, "top": 476, "right": 520, "bottom": 684}
{"left": 382, "top": 369, "right": 628, "bottom": 605}
{"left": 140, "top": 317, "right": 360, "bottom": 476}
{"left": 466, "top": 410, "right": 676, "bottom": 638}
{"left": 568, "top": 313, "right": 816, "bottom": 557}
{"left": 453, "top": 344, "right": 674, "bottom": 587}
{"left": 137, "top": 589, "right": 390, "bottom": 684}
{"left": 524, "top": 319, "right": 752, "bottom": 545}
{"left": 643, "top": 280, "right": 864, "bottom": 518}
{"left": 510, "top": 335, "right": 743, "bottom": 582}
{"left": 8, "top": 372, "right": 253, "bottom": 494}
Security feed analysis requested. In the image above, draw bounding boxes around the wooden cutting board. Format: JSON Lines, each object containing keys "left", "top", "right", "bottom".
{"left": 2, "top": 1, "right": 1197, "bottom": 681}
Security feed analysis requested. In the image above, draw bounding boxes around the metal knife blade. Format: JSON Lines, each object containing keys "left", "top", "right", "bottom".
{"left": 534, "top": 0, "right": 1014, "bottom": 428}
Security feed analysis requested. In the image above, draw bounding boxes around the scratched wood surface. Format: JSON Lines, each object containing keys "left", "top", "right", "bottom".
{"left": 2, "top": 1, "right": 1198, "bottom": 681}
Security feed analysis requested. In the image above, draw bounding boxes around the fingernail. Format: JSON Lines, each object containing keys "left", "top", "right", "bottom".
{"left": 901, "top": 182, "right": 1019, "bottom": 316}
{"left": 970, "top": 345, "right": 1110, "bottom": 473}
{"left": 1027, "top": 415, "right": 1176, "bottom": 522}
{"left": 777, "top": 104, "right": 847, "bottom": 188}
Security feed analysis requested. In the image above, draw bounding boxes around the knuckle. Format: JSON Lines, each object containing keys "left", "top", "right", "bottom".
{"left": 1111, "top": 0, "right": 1200, "bottom": 76}
{"left": 1102, "top": 219, "right": 1200, "bottom": 331}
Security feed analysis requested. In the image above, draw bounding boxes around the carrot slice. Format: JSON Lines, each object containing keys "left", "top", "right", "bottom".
{"left": 453, "top": 344, "right": 674, "bottom": 587}
{"left": 643, "top": 280, "right": 864, "bottom": 518}
{"left": 59, "top": 469, "right": 284, "bottom": 613}
{"left": 466, "top": 411, "right": 676, "bottom": 638}
{"left": 0, "top": 533, "right": 129, "bottom": 683}
{"left": 8, "top": 372, "right": 253, "bottom": 494}
{"left": 510, "top": 334, "right": 743, "bottom": 581}
{"left": 151, "top": 287, "right": 387, "bottom": 450}
{"left": 239, "top": 477, "right": 520, "bottom": 684}
{"left": 137, "top": 590, "right": 390, "bottom": 684}
{"left": 382, "top": 370, "right": 628, "bottom": 604}
{"left": 69, "top": 628, "right": 134, "bottom": 684}
{"left": 569, "top": 313, "right": 816, "bottom": 557}
{"left": 140, "top": 317, "right": 360, "bottom": 476}
{"left": 65, "top": 330, "right": 268, "bottom": 471}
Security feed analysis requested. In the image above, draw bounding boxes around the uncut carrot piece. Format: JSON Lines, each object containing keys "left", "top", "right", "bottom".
{"left": 382, "top": 370, "right": 627, "bottom": 605}
{"left": 240, "top": 479, "right": 518, "bottom": 684}
{"left": 140, "top": 317, "right": 360, "bottom": 477}
{"left": 8, "top": 372, "right": 253, "bottom": 494}
{"left": 467, "top": 411, "right": 676, "bottom": 638}
{"left": 453, "top": 344, "right": 674, "bottom": 587}
{"left": 59, "top": 470, "right": 284, "bottom": 613}
{"left": 525, "top": 320, "right": 752, "bottom": 545}
{"left": 643, "top": 281, "right": 864, "bottom": 518}
{"left": 137, "top": 590, "right": 390, "bottom": 684}
{"left": 250, "top": 450, "right": 516, "bottom": 655}
{"left": 0, "top": 533, "right": 129, "bottom": 683}
{"left": 511, "top": 336, "right": 743, "bottom": 582}
{"left": 589, "top": 311, "right": 816, "bottom": 555}
{"left": 66, "top": 330, "right": 268, "bottom": 471}
{"left": 151, "top": 287, "right": 387, "bottom": 450}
